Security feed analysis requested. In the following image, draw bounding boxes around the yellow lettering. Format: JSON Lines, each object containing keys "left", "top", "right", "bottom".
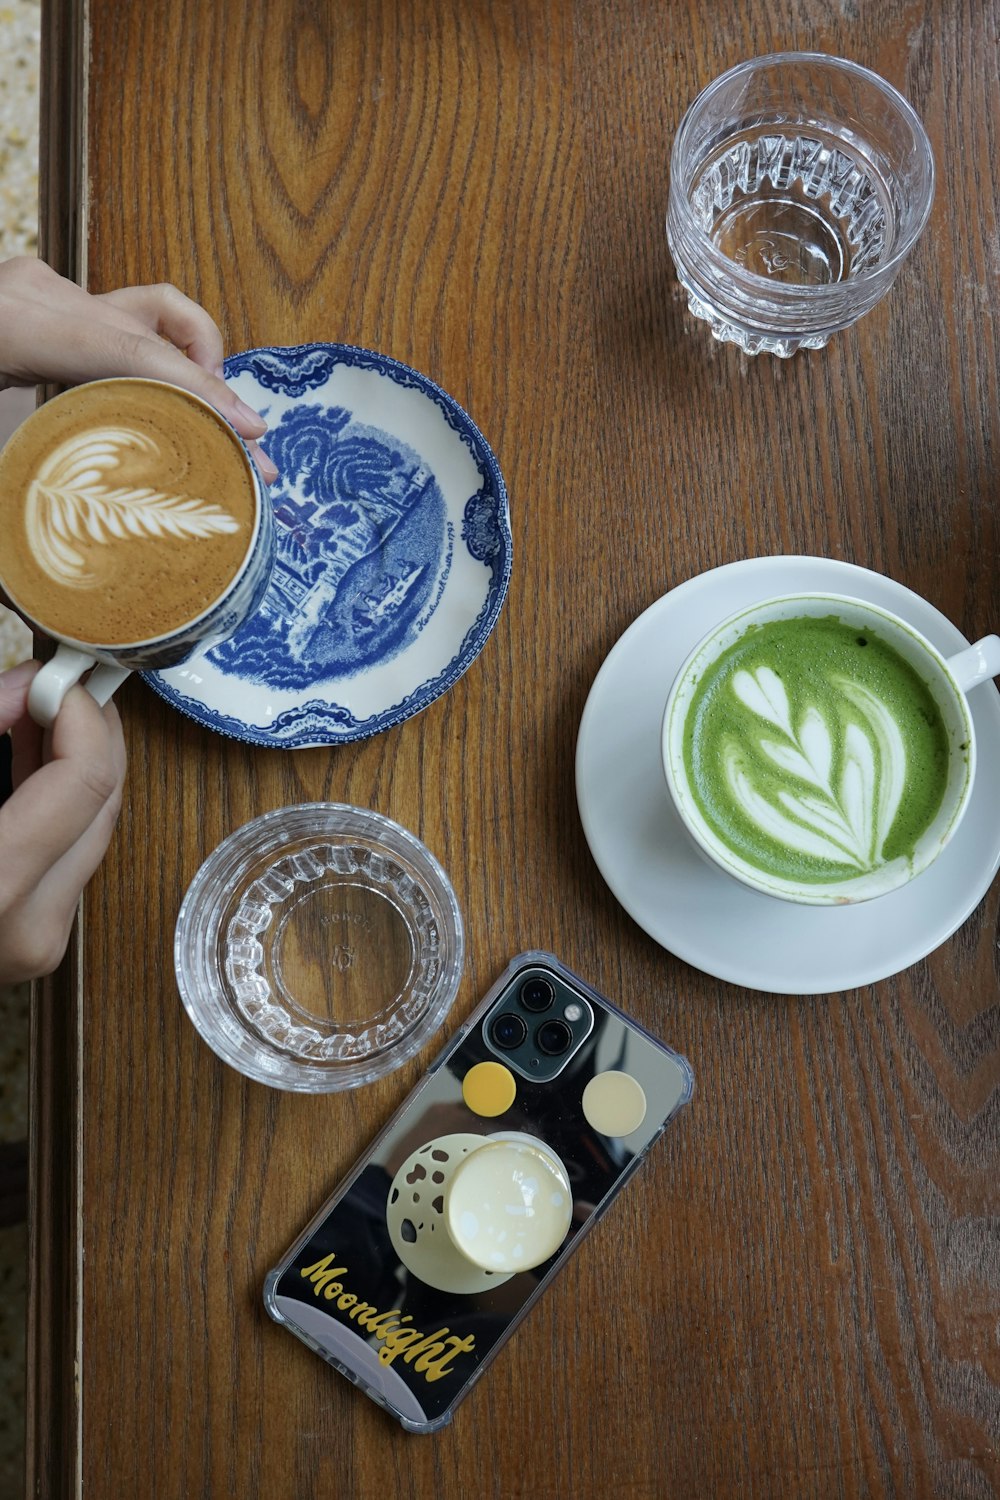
{"left": 364, "top": 1311, "right": 405, "bottom": 1338}
{"left": 412, "top": 1343, "right": 447, "bottom": 1373}
{"left": 420, "top": 1334, "right": 477, "bottom": 1382}
{"left": 299, "top": 1255, "right": 349, "bottom": 1301}
{"left": 301, "top": 1255, "right": 337, "bottom": 1278}
{"left": 296, "top": 1255, "right": 477, "bottom": 1384}
{"left": 401, "top": 1329, "right": 451, "bottom": 1367}
{"left": 350, "top": 1301, "right": 381, "bottom": 1325}
{"left": 378, "top": 1327, "right": 428, "bottom": 1367}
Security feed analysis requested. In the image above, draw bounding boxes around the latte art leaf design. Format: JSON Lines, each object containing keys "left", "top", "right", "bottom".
{"left": 728, "top": 666, "right": 907, "bottom": 871}
{"left": 25, "top": 429, "right": 242, "bottom": 586}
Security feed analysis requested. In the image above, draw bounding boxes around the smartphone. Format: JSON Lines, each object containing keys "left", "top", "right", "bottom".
{"left": 264, "top": 951, "right": 694, "bottom": 1433}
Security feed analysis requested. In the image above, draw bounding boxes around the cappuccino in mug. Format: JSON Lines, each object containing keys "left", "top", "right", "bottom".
{"left": 0, "top": 378, "right": 257, "bottom": 645}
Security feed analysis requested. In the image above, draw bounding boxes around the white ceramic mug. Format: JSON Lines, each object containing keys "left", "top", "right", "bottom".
{"left": 0, "top": 379, "right": 274, "bottom": 728}
{"left": 661, "top": 593, "right": 1000, "bottom": 905}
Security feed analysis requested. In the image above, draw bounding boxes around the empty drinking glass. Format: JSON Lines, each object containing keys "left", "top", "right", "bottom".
{"left": 666, "top": 53, "right": 935, "bottom": 356}
{"left": 174, "top": 804, "right": 465, "bottom": 1091}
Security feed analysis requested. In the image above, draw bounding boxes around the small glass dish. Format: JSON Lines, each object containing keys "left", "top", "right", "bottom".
{"left": 174, "top": 804, "right": 464, "bottom": 1090}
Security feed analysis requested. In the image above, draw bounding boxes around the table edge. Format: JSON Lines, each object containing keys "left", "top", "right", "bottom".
{"left": 26, "top": 0, "right": 88, "bottom": 1494}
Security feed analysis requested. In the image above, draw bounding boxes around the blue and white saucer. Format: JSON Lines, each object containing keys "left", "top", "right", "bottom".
{"left": 144, "top": 344, "right": 511, "bottom": 747}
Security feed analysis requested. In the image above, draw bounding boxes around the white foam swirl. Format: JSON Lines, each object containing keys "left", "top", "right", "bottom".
{"left": 25, "top": 428, "right": 241, "bottom": 587}
{"left": 836, "top": 677, "right": 907, "bottom": 856}
{"left": 732, "top": 665, "right": 793, "bottom": 737}
{"left": 726, "top": 665, "right": 908, "bottom": 871}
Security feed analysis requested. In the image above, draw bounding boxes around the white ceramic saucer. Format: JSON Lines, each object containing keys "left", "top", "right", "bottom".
{"left": 575, "top": 556, "right": 1000, "bottom": 995}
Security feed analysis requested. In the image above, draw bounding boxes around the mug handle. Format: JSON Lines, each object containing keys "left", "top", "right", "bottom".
{"left": 946, "top": 634, "right": 1000, "bottom": 694}
{"left": 27, "top": 645, "right": 131, "bottom": 728}
{"left": 85, "top": 663, "right": 131, "bottom": 707}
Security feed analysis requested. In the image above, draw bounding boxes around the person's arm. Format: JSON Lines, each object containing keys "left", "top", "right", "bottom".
{"left": 0, "top": 255, "right": 274, "bottom": 981}
{"left": 0, "top": 256, "right": 277, "bottom": 482}
{"left": 0, "top": 661, "right": 126, "bottom": 984}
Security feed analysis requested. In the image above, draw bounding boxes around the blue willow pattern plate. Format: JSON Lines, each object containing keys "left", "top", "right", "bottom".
{"left": 144, "top": 344, "right": 511, "bottom": 747}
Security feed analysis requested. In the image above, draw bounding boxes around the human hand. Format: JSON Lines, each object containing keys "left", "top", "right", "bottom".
{"left": 0, "top": 660, "right": 127, "bottom": 984}
{"left": 0, "top": 256, "right": 277, "bottom": 483}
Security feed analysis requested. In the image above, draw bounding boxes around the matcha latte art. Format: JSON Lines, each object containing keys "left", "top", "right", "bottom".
{"left": 682, "top": 615, "right": 951, "bottom": 884}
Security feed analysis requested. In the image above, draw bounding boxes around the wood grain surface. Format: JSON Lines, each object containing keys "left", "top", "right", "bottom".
{"left": 30, "top": 1, "right": 999, "bottom": 1496}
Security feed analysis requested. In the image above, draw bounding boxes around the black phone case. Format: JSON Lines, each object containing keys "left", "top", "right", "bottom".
{"left": 264, "top": 951, "right": 694, "bottom": 1432}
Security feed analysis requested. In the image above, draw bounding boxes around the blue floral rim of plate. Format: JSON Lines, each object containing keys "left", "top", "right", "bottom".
{"left": 143, "top": 343, "right": 512, "bottom": 747}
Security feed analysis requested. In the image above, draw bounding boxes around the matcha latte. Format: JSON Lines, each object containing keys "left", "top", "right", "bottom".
{"left": 679, "top": 614, "right": 952, "bottom": 887}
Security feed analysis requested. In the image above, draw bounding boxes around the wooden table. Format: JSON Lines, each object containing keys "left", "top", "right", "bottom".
{"left": 29, "top": 2, "right": 999, "bottom": 1496}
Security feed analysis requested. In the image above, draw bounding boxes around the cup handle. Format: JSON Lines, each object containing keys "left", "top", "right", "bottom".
{"left": 27, "top": 646, "right": 131, "bottom": 728}
{"left": 84, "top": 664, "right": 131, "bottom": 708}
{"left": 946, "top": 635, "right": 1000, "bottom": 694}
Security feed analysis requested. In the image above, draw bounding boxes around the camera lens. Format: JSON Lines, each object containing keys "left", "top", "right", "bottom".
{"left": 520, "top": 977, "right": 555, "bottom": 1012}
{"left": 536, "top": 1019, "right": 573, "bottom": 1056}
{"left": 489, "top": 1012, "right": 527, "bottom": 1050}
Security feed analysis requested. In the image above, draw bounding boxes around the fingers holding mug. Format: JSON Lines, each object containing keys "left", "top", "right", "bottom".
{"left": 26, "top": 645, "right": 99, "bottom": 728}
{"left": 0, "top": 684, "right": 126, "bottom": 983}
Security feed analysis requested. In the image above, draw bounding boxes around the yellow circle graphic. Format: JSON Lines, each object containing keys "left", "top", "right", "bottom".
{"left": 461, "top": 1060, "right": 517, "bottom": 1118}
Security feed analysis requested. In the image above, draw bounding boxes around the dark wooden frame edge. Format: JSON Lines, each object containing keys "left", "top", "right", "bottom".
{"left": 27, "top": 1, "right": 87, "bottom": 1495}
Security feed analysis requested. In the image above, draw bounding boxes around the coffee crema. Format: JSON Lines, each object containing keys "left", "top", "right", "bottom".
{"left": 682, "top": 614, "right": 950, "bottom": 883}
{"left": 0, "top": 379, "right": 257, "bottom": 645}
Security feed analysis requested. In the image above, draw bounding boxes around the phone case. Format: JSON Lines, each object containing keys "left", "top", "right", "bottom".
{"left": 264, "top": 951, "right": 694, "bottom": 1433}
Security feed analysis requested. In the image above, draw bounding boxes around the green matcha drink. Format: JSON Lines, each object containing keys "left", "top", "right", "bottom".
{"left": 681, "top": 614, "right": 951, "bottom": 884}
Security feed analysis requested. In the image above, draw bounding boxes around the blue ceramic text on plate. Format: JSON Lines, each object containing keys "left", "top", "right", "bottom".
{"left": 144, "top": 344, "right": 511, "bottom": 747}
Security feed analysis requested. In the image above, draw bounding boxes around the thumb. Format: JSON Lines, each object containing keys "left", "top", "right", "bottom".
{"left": 0, "top": 660, "right": 40, "bottom": 734}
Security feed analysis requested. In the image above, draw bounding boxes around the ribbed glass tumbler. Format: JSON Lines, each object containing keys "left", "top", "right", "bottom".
{"left": 666, "top": 53, "right": 935, "bottom": 356}
{"left": 175, "top": 804, "right": 464, "bottom": 1091}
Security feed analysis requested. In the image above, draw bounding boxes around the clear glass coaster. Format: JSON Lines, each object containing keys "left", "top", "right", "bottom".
{"left": 174, "top": 804, "right": 464, "bottom": 1090}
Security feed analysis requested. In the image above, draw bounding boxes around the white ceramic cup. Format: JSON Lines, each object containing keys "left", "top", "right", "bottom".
{"left": 661, "top": 593, "right": 1000, "bottom": 905}
{"left": 0, "top": 378, "right": 274, "bottom": 728}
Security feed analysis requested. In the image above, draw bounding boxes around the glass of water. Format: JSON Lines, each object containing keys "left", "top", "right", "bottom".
{"left": 666, "top": 53, "right": 935, "bottom": 356}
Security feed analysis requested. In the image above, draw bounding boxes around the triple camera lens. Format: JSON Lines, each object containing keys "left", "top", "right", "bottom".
{"left": 519, "top": 977, "right": 555, "bottom": 1012}
{"left": 489, "top": 976, "right": 576, "bottom": 1060}
{"left": 489, "top": 1012, "right": 528, "bottom": 1050}
{"left": 536, "top": 1018, "right": 573, "bottom": 1055}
